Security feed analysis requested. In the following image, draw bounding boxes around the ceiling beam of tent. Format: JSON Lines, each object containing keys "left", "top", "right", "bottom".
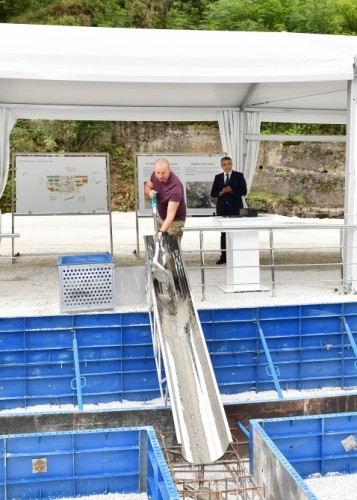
{"left": 344, "top": 68, "right": 357, "bottom": 293}
{"left": 246, "top": 108, "right": 347, "bottom": 124}
{"left": 240, "top": 83, "right": 259, "bottom": 111}
{"left": 0, "top": 102, "right": 349, "bottom": 118}
{"left": 0, "top": 104, "right": 227, "bottom": 122}
{"left": 0, "top": 103, "right": 348, "bottom": 124}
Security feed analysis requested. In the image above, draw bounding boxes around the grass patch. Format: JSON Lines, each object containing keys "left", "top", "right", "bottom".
{"left": 247, "top": 189, "right": 306, "bottom": 213}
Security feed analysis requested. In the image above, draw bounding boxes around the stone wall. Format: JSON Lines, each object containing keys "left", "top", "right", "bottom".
{"left": 254, "top": 141, "right": 345, "bottom": 217}
{"left": 114, "top": 122, "right": 222, "bottom": 155}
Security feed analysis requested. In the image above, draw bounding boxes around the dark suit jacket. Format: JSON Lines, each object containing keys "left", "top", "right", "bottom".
{"left": 210, "top": 170, "right": 247, "bottom": 216}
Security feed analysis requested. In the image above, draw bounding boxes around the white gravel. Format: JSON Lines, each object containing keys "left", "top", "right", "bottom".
{"left": 305, "top": 472, "right": 357, "bottom": 500}
{"left": 0, "top": 211, "right": 355, "bottom": 317}
{"left": 1, "top": 386, "right": 357, "bottom": 416}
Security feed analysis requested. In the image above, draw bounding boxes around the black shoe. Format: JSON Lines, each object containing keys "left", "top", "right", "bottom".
{"left": 216, "top": 256, "right": 226, "bottom": 265}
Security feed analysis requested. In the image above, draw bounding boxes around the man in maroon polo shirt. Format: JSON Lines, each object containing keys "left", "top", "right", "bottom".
{"left": 144, "top": 158, "right": 186, "bottom": 239}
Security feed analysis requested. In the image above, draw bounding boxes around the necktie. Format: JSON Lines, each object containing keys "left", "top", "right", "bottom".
{"left": 225, "top": 173, "right": 229, "bottom": 186}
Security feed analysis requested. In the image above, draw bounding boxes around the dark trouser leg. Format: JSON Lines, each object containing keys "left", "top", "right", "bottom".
{"left": 220, "top": 232, "right": 226, "bottom": 259}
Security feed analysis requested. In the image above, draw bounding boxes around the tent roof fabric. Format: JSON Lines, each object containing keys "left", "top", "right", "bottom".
{"left": 0, "top": 25, "right": 354, "bottom": 83}
{"left": 0, "top": 24, "right": 356, "bottom": 120}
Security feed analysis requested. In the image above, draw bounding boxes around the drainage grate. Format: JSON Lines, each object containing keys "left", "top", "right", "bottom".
{"left": 57, "top": 254, "right": 115, "bottom": 312}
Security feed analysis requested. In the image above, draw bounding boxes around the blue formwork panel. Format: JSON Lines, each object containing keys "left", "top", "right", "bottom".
{"left": 2, "top": 302, "right": 357, "bottom": 409}
{"left": 199, "top": 302, "right": 357, "bottom": 397}
{"left": 0, "top": 312, "right": 162, "bottom": 410}
{"left": 250, "top": 412, "right": 357, "bottom": 499}
{"left": 0, "top": 426, "right": 178, "bottom": 499}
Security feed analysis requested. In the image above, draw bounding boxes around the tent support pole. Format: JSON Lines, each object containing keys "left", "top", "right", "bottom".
{"left": 343, "top": 64, "right": 357, "bottom": 293}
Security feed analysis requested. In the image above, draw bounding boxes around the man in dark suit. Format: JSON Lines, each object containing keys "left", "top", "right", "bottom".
{"left": 210, "top": 156, "right": 247, "bottom": 264}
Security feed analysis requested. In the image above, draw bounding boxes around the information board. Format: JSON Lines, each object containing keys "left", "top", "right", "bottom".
{"left": 15, "top": 154, "right": 109, "bottom": 214}
{"left": 137, "top": 154, "right": 223, "bottom": 216}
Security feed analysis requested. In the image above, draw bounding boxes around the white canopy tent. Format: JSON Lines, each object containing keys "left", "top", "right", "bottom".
{"left": 0, "top": 24, "right": 356, "bottom": 290}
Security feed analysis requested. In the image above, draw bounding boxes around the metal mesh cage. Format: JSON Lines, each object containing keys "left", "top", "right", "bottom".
{"left": 57, "top": 254, "right": 115, "bottom": 312}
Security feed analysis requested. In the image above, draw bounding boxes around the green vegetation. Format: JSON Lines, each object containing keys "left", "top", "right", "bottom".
{"left": 261, "top": 123, "right": 346, "bottom": 136}
{"left": 0, "top": 176, "right": 12, "bottom": 213}
{"left": 247, "top": 189, "right": 306, "bottom": 213}
{"left": 1, "top": 0, "right": 355, "bottom": 33}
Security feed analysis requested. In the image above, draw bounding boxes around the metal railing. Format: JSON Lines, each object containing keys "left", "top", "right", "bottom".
{"left": 182, "top": 222, "right": 356, "bottom": 301}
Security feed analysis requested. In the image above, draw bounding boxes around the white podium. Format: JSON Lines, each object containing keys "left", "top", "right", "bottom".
{"left": 215, "top": 216, "right": 272, "bottom": 293}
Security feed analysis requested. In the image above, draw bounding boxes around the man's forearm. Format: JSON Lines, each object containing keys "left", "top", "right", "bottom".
{"left": 144, "top": 184, "right": 154, "bottom": 199}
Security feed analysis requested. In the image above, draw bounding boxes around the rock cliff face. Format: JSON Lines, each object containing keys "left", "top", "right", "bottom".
{"left": 115, "top": 122, "right": 222, "bottom": 155}
{"left": 115, "top": 122, "right": 346, "bottom": 217}
{"left": 254, "top": 141, "right": 345, "bottom": 217}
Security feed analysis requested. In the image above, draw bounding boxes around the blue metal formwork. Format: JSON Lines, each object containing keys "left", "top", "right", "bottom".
{"left": 252, "top": 412, "right": 357, "bottom": 477}
{"left": 2, "top": 302, "right": 357, "bottom": 410}
{"left": 199, "top": 302, "right": 357, "bottom": 397}
{"left": 0, "top": 426, "right": 179, "bottom": 499}
{"left": 249, "top": 412, "right": 357, "bottom": 500}
{"left": 0, "top": 312, "right": 163, "bottom": 410}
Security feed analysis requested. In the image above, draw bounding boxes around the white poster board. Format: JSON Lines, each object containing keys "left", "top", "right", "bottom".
{"left": 15, "top": 154, "right": 109, "bottom": 214}
{"left": 137, "top": 153, "right": 223, "bottom": 216}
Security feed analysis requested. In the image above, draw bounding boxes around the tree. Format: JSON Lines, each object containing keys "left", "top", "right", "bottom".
{"left": 0, "top": 0, "right": 32, "bottom": 22}
{"left": 12, "top": 0, "right": 99, "bottom": 26}
{"left": 92, "top": 0, "right": 129, "bottom": 27}
{"left": 202, "top": 0, "right": 356, "bottom": 34}
{"left": 167, "top": 0, "right": 213, "bottom": 30}
{"left": 335, "top": 0, "right": 357, "bottom": 34}
{"left": 202, "top": 0, "right": 287, "bottom": 32}
{"left": 123, "top": 0, "right": 174, "bottom": 29}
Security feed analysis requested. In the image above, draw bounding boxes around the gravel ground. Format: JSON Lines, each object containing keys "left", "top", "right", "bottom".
{"left": 0, "top": 211, "right": 355, "bottom": 317}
